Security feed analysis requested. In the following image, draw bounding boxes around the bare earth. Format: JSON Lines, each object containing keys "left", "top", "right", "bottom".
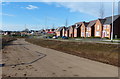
{"left": 2, "top": 39, "right": 118, "bottom": 77}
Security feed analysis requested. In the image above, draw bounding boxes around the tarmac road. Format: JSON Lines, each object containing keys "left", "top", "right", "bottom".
{"left": 2, "top": 39, "right": 118, "bottom": 77}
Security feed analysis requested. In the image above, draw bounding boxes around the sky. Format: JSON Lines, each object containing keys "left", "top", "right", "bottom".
{"left": 0, "top": 1, "right": 119, "bottom": 31}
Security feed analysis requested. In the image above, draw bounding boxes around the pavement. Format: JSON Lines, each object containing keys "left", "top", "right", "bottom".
{"left": 1, "top": 39, "right": 118, "bottom": 77}
{"left": 47, "top": 38, "right": 120, "bottom": 45}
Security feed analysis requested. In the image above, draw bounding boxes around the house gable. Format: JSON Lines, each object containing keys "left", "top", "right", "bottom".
{"left": 94, "top": 19, "right": 105, "bottom": 37}
{"left": 81, "top": 22, "right": 89, "bottom": 37}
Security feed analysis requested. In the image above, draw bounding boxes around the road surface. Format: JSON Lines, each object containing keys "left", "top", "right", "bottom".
{"left": 2, "top": 39, "right": 118, "bottom": 77}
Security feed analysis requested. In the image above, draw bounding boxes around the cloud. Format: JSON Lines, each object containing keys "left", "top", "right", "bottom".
{"left": 26, "top": 5, "right": 38, "bottom": 10}
{"left": 0, "top": 13, "right": 15, "bottom": 16}
{"left": 47, "top": 2, "right": 117, "bottom": 18}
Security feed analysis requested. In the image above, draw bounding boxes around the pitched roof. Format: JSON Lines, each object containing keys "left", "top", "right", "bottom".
{"left": 83, "top": 22, "right": 89, "bottom": 27}
{"left": 75, "top": 22, "right": 83, "bottom": 28}
{"left": 87, "top": 20, "right": 97, "bottom": 27}
{"left": 75, "top": 22, "right": 83, "bottom": 25}
{"left": 56, "top": 27, "right": 64, "bottom": 32}
{"left": 66, "top": 27, "right": 70, "bottom": 31}
{"left": 70, "top": 25, "right": 76, "bottom": 28}
{"left": 99, "top": 19, "right": 106, "bottom": 24}
{"left": 72, "top": 25, "right": 76, "bottom": 27}
{"left": 104, "top": 15, "right": 120, "bottom": 25}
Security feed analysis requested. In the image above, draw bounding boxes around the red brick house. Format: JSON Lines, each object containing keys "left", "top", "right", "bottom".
{"left": 65, "top": 27, "right": 70, "bottom": 37}
{"left": 69, "top": 25, "right": 76, "bottom": 37}
{"left": 55, "top": 27, "right": 64, "bottom": 37}
{"left": 86, "top": 20, "right": 97, "bottom": 37}
{"left": 102, "top": 15, "right": 120, "bottom": 38}
{"left": 81, "top": 22, "right": 89, "bottom": 37}
{"left": 94, "top": 19, "right": 106, "bottom": 38}
{"left": 62, "top": 26, "right": 66, "bottom": 36}
{"left": 50, "top": 29, "right": 55, "bottom": 32}
{"left": 45, "top": 29, "right": 50, "bottom": 33}
{"left": 74, "top": 22, "right": 82, "bottom": 37}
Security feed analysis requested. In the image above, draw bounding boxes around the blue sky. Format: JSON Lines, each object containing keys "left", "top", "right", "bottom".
{"left": 1, "top": 2, "right": 119, "bottom": 31}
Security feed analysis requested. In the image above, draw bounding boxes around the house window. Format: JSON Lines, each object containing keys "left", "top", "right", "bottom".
{"left": 82, "top": 27, "right": 84, "bottom": 30}
{"left": 97, "top": 25, "right": 100, "bottom": 30}
{"left": 86, "top": 32, "right": 89, "bottom": 37}
{"left": 103, "top": 25, "right": 106, "bottom": 30}
{"left": 87, "top": 27, "right": 90, "bottom": 31}
{"left": 96, "top": 31, "right": 100, "bottom": 36}
{"left": 81, "top": 32, "right": 84, "bottom": 37}
{"left": 86, "top": 28, "right": 88, "bottom": 31}
{"left": 88, "top": 27, "right": 91, "bottom": 31}
{"left": 76, "top": 24, "right": 78, "bottom": 27}
{"left": 107, "top": 25, "right": 110, "bottom": 29}
{"left": 107, "top": 32, "right": 109, "bottom": 36}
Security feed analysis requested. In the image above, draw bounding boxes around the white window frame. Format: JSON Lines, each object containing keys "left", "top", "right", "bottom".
{"left": 97, "top": 25, "right": 100, "bottom": 30}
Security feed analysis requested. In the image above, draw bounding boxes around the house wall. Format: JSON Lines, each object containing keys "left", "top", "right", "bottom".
{"left": 86, "top": 27, "right": 91, "bottom": 37}
{"left": 62, "top": 28, "right": 66, "bottom": 36}
{"left": 113, "top": 17, "right": 120, "bottom": 38}
{"left": 65, "top": 30, "right": 69, "bottom": 37}
{"left": 56, "top": 32, "right": 60, "bottom": 37}
{"left": 69, "top": 27, "right": 72, "bottom": 37}
{"left": 102, "top": 17, "right": 120, "bottom": 39}
{"left": 94, "top": 20, "right": 103, "bottom": 37}
{"left": 65, "top": 31, "right": 67, "bottom": 37}
{"left": 102, "top": 25, "right": 111, "bottom": 38}
{"left": 74, "top": 28, "right": 77, "bottom": 37}
{"left": 69, "top": 27, "right": 74, "bottom": 37}
{"left": 81, "top": 24, "right": 86, "bottom": 37}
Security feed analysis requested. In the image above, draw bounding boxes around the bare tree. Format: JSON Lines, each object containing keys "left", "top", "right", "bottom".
{"left": 99, "top": 2, "right": 104, "bottom": 19}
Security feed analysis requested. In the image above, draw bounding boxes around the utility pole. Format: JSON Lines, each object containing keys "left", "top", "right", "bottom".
{"left": 119, "top": 1, "right": 120, "bottom": 15}
{"left": 111, "top": 0, "right": 115, "bottom": 42}
{"left": 65, "top": 18, "right": 68, "bottom": 27}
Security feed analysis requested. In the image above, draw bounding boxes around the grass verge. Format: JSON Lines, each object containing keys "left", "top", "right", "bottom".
{"left": 25, "top": 38, "right": 119, "bottom": 66}
{"left": 1, "top": 36, "right": 17, "bottom": 49}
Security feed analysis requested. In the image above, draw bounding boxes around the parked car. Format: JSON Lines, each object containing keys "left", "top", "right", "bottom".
{"left": 53, "top": 36, "right": 58, "bottom": 39}
{"left": 62, "top": 36, "right": 68, "bottom": 39}
{"left": 43, "top": 36, "right": 47, "bottom": 38}
{"left": 47, "top": 36, "right": 52, "bottom": 39}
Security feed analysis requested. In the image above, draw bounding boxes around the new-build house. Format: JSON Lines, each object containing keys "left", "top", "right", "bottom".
{"left": 50, "top": 29, "right": 55, "bottom": 32}
{"left": 69, "top": 25, "right": 76, "bottom": 37}
{"left": 86, "top": 20, "right": 97, "bottom": 37}
{"left": 53, "top": 15, "right": 120, "bottom": 39}
{"left": 81, "top": 22, "right": 89, "bottom": 37}
{"left": 94, "top": 19, "right": 106, "bottom": 38}
{"left": 55, "top": 27, "right": 64, "bottom": 37}
{"left": 45, "top": 29, "right": 50, "bottom": 33}
{"left": 102, "top": 15, "right": 120, "bottom": 38}
{"left": 65, "top": 27, "right": 70, "bottom": 37}
{"left": 74, "top": 22, "right": 82, "bottom": 37}
{"left": 62, "top": 26, "right": 66, "bottom": 36}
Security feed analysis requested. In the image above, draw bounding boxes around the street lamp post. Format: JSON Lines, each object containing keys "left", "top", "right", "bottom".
{"left": 111, "top": 0, "right": 115, "bottom": 42}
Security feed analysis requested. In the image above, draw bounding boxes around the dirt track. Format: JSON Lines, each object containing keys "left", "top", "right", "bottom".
{"left": 2, "top": 39, "right": 118, "bottom": 77}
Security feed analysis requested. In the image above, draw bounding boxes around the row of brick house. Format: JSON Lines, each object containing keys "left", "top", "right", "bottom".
{"left": 55, "top": 15, "right": 120, "bottom": 39}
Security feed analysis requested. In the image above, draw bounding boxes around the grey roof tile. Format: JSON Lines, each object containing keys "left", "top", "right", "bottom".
{"left": 104, "top": 15, "right": 120, "bottom": 25}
